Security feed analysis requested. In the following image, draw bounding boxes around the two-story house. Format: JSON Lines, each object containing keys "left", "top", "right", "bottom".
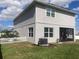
{"left": 14, "top": 0, "right": 76, "bottom": 44}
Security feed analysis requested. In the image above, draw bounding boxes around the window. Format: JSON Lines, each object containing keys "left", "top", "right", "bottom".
{"left": 46, "top": 8, "right": 55, "bottom": 17}
{"left": 51, "top": 9, "right": 55, "bottom": 17}
{"left": 29, "top": 27, "right": 33, "bottom": 37}
{"left": 49, "top": 28, "right": 53, "bottom": 37}
{"left": 44, "top": 27, "right": 53, "bottom": 37}
{"left": 47, "top": 9, "right": 50, "bottom": 16}
{"left": 44, "top": 28, "right": 48, "bottom": 37}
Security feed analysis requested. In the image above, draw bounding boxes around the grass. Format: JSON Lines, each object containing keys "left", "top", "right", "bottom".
{"left": 1, "top": 42, "right": 79, "bottom": 59}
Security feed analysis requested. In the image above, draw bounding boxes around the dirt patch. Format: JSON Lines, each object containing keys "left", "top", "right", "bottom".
{"left": 5, "top": 42, "right": 35, "bottom": 48}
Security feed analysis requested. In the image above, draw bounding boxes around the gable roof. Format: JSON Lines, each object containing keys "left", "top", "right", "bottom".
{"left": 15, "top": 0, "right": 76, "bottom": 20}
{"left": 33, "top": 0, "right": 75, "bottom": 15}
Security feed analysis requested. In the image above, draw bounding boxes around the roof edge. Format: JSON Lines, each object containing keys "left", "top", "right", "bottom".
{"left": 33, "top": 0, "right": 76, "bottom": 15}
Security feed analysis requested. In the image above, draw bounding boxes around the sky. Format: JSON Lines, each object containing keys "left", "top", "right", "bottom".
{"left": 0, "top": 0, "right": 79, "bottom": 32}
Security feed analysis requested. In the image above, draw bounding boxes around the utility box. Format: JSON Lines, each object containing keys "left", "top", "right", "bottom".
{"left": 38, "top": 38, "right": 49, "bottom": 46}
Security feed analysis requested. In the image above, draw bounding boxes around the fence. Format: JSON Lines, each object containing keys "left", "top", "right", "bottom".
{"left": 0, "top": 37, "right": 27, "bottom": 44}
{"left": 75, "top": 36, "right": 79, "bottom": 40}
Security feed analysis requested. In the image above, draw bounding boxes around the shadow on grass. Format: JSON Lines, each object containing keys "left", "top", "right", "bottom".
{"left": 0, "top": 44, "right": 3, "bottom": 59}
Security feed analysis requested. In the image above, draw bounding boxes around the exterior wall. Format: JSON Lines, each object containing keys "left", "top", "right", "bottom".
{"left": 14, "top": 4, "right": 75, "bottom": 44}
{"left": 14, "top": 6, "right": 36, "bottom": 43}
{"left": 15, "top": 24, "right": 35, "bottom": 43}
{"left": 35, "top": 5, "right": 75, "bottom": 44}
{"left": 36, "top": 5, "right": 75, "bottom": 28}
{"left": 35, "top": 23, "right": 59, "bottom": 44}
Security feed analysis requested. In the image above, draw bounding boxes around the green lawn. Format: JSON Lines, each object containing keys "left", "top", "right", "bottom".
{"left": 1, "top": 42, "right": 79, "bottom": 59}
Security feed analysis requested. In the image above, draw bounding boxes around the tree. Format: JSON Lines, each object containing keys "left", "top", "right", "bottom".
{"left": 0, "top": 30, "right": 19, "bottom": 38}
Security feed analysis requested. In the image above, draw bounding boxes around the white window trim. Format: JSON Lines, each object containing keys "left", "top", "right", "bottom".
{"left": 46, "top": 8, "right": 55, "bottom": 17}
{"left": 29, "top": 27, "right": 33, "bottom": 37}
{"left": 44, "top": 27, "right": 53, "bottom": 37}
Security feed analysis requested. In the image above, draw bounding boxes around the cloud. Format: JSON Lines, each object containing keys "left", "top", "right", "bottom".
{"left": 0, "top": 24, "right": 8, "bottom": 31}
{"left": 0, "top": 6, "right": 23, "bottom": 19}
{"left": 38, "top": 0, "right": 75, "bottom": 8}
{"left": 73, "top": 7, "right": 79, "bottom": 21}
{"left": 50, "top": 0, "right": 75, "bottom": 8}
{"left": 73, "top": 7, "right": 79, "bottom": 12}
{"left": 0, "top": 0, "right": 22, "bottom": 8}
{"left": 0, "top": 0, "right": 33, "bottom": 20}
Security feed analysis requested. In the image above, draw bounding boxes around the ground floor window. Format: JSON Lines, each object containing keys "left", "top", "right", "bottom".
{"left": 44, "top": 27, "right": 53, "bottom": 37}
{"left": 29, "top": 27, "right": 33, "bottom": 37}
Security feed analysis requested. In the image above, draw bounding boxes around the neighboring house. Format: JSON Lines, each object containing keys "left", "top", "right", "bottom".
{"left": 14, "top": 0, "right": 76, "bottom": 44}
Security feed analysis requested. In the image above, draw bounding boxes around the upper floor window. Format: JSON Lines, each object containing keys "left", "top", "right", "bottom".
{"left": 46, "top": 8, "right": 55, "bottom": 17}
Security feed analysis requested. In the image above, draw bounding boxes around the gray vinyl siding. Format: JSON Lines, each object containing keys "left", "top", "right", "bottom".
{"left": 35, "top": 4, "right": 75, "bottom": 27}
{"left": 14, "top": 3, "right": 75, "bottom": 44}
{"left": 14, "top": 5, "right": 36, "bottom": 26}
{"left": 35, "top": 4, "right": 75, "bottom": 44}
{"left": 14, "top": 5, "right": 36, "bottom": 43}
